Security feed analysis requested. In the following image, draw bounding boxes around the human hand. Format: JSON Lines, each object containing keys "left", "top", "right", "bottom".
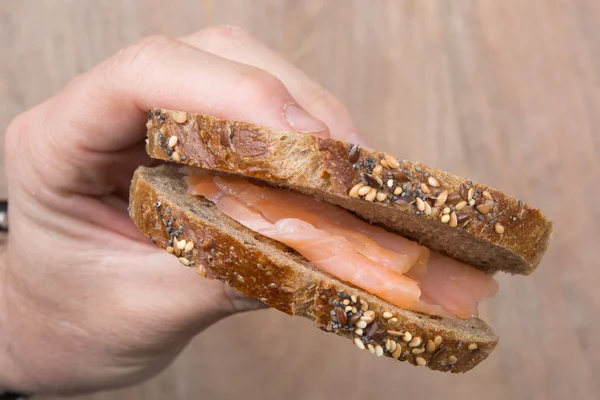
{"left": 0, "top": 25, "right": 366, "bottom": 395}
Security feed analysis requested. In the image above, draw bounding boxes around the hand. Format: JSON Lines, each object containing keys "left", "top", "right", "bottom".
{"left": 0, "top": 25, "right": 367, "bottom": 395}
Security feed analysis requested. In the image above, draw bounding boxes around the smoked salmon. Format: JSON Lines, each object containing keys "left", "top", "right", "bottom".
{"left": 185, "top": 171, "right": 499, "bottom": 319}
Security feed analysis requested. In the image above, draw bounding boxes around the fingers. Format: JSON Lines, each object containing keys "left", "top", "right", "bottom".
{"left": 8, "top": 34, "right": 329, "bottom": 195}
{"left": 179, "top": 25, "right": 369, "bottom": 145}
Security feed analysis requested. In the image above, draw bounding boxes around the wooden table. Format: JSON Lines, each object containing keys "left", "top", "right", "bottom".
{"left": 1, "top": 1, "right": 598, "bottom": 399}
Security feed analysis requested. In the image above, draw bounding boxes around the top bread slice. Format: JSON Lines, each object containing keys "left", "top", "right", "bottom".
{"left": 144, "top": 108, "right": 553, "bottom": 276}
{"left": 129, "top": 164, "right": 498, "bottom": 373}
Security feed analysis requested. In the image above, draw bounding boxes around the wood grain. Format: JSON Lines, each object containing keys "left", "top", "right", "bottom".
{"left": 1, "top": 0, "right": 598, "bottom": 399}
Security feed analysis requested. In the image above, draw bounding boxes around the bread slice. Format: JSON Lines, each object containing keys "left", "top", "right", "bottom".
{"left": 129, "top": 165, "right": 499, "bottom": 373}
{"left": 144, "top": 109, "right": 553, "bottom": 276}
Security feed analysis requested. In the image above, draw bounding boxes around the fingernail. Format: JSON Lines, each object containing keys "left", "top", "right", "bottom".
{"left": 283, "top": 104, "right": 328, "bottom": 134}
{"left": 347, "top": 132, "right": 370, "bottom": 148}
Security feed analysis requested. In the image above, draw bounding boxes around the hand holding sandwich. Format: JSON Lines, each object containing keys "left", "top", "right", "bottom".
{"left": 0, "top": 26, "right": 367, "bottom": 395}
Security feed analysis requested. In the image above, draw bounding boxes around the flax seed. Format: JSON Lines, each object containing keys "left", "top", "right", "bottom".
{"left": 348, "top": 144, "right": 361, "bottom": 163}
{"left": 392, "top": 171, "right": 410, "bottom": 182}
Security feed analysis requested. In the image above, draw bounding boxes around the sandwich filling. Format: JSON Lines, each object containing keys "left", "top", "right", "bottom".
{"left": 183, "top": 168, "right": 498, "bottom": 319}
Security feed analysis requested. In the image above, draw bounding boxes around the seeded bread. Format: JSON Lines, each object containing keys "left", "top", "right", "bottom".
{"left": 144, "top": 109, "right": 553, "bottom": 276}
{"left": 129, "top": 165, "right": 499, "bottom": 373}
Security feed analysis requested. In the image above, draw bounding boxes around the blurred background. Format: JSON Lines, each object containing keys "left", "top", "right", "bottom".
{"left": 1, "top": 1, "right": 598, "bottom": 399}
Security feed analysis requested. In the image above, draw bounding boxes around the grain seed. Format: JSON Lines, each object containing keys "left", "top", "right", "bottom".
{"left": 361, "top": 300, "right": 369, "bottom": 311}
{"left": 393, "top": 187, "right": 402, "bottom": 195}
{"left": 385, "top": 155, "right": 400, "bottom": 169}
{"left": 477, "top": 204, "right": 490, "bottom": 214}
{"left": 392, "top": 344, "right": 402, "bottom": 359}
{"left": 385, "top": 338, "right": 392, "bottom": 351}
{"left": 351, "top": 295, "right": 357, "bottom": 303}
{"left": 434, "top": 336, "right": 443, "bottom": 346}
{"left": 345, "top": 305, "right": 353, "bottom": 313}
{"left": 358, "top": 186, "right": 371, "bottom": 196}
{"left": 409, "top": 336, "right": 422, "bottom": 348}
{"left": 420, "top": 183, "right": 431, "bottom": 194}
{"left": 426, "top": 340, "right": 436, "bottom": 353}
{"left": 365, "top": 188, "right": 377, "bottom": 202}
{"left": 376, "top": 191, "right": 387, "bottom": 202}
{"left": 468, "top": 343, "right": 478, "bottom": 351}
{"left": 495, "top": 223, "right": 505, "bottom": 234}
{"left": 354, "top": 337, "right": 366, "bottom": 350}
{"left": 428, "top": 176, "right": 440, "bottom": 187}
{"left": 416, "top": 356, "right": 427, "bottom": 366}
{"left": 372, "top": 164, "right": 383, "bottom": 176}
{"left": 342, "top": 299, "right": 351, "bottom": 306}
{"left": 380, "top": 158, "right": 390, "bottom": 169}
{"left": 441, "top": 214, "right": 450, "bottom": 224}
{"left": 383, "top": 311, "right": 393, "bottom": 319}
{"left": 367, "top": 344, "right": 376, "bottom": 354}
{"left": 447, "top": 355, "right": 458, "bottom": 365}
{"left": 387, "top": 330, "right": 403, "bottom": 337}
{"left": 467, "top": 187, "right": 475, "bottom": 201}
{"left": 469, "top": 199, "right": 476, "bottom": 206}
{"left": 184, "top": 241, "right": 195, "bottom": 253}
{"left": 171, "top": 110, "right": 188, "bottom": 124}
{"left": 449, "top": 211, "right": 458, "bottom": 227}
{"left": 375, "top": 345, "right": 384, "bottom": 357}
{"left": 424, "top": 202, "right": 432, "bottom": 216}
{"left": 416, "top": 197, "right": 426, "bottom": 212}
{"left": 363, "top": 310, "right": 375, "bottom": 319}
{"left": 177, "top": 240, "right": 187, "bottom": 250}
{"left": 168, "top": 136, "right": 178, "bottom": 148}
{"left": 455, "top": 201, "right": 467, "bottom": 211}
{"left": 349, "top": 183, "right": 364, "bottom": 198}
{"left": 166, "top": 246, "right": 174, "bottom": 254}
{"left": 403, "top": 332, "right": 412, "bottom": 342}
{"left": 355, "top": 328, "right": 364, "bottom": 336}
{"left": 412, "top": 347, "right": 425, "bottom": 355}
{"left": 389, "top": 339, "right": 397, "bottom": 353}
{"left": 174, "top": 245, "right": 182, "bottom": 256}
{"left": 356, "top": 320, "right": 368, "bottom": 329}
{"left": 387, "top": 179, "right": 394, "bottom": 188}
{"left": 482, "top": 190, "right": 493, "bottom": 200}
{"left": 172, "top": 151, "right": 181, "bottom": 162}
{"left": 360, "top": 315, "right": 374, "bottom": 324}
{"left": 178, "top": 257, "right": 190, "bottom": 266}
{"left": 443, "top": 207, "right": 451, "bottom": 215}
{"left": 388, "top": 317, "right": 398, "bottom": 324}
{"left": 435, "top": 190, "right": 448, "bottom": 207}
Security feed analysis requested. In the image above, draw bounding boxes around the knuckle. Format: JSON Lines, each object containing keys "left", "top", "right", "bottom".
{"left": 197, "top": 24, "right": 249, "bottom": 43}
{"left": 113, "top": 34, "right": 178, "bottom": 71}
{"left": 233, "top": 67, "right": 286, "bottom": 100}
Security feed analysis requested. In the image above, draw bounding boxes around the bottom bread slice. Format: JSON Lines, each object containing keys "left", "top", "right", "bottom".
{"left": 128, "top": 165, "right": 499, "bottom": 373}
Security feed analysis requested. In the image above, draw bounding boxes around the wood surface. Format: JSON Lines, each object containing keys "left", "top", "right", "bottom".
{"left": 1, "top": 1, "right": 598, "bottom": 399}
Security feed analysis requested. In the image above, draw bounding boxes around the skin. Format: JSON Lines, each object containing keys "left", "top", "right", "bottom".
{"left": 0, "top": 25, "right": 368, "bottom": 395}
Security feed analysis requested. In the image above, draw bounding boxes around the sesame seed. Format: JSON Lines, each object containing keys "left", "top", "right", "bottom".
{"left": 172, "top": 151, "right": 181, "bottom": 162}
{"left": 367, "top": 344, "right": 376, "bottom": 354}
{"left": 412, "top": 347, "right": 425, "bottom": 355}
{"left": 416, "top": 197, "right": 425, "bottom": 211}
{"left": 434, "top": 336, "right": 443, "bottom": 346}
{"left": 402, "top": 332, "right": 412, "bottom": 342}
{"left": 364, "top": 188, "right": 377, "bottom": 202}
{"left": 356, "top": 320, "right": 368, "bottom": 329}
{"left": 435, "top": 190, "right": 448, "bottom": 207}
{"left": 427, "top": 176, "right": 440, "bottom": 187}
{"left": 447, "top": 356, "right": 458, "bottom": 365}
{"left": 468, "top": 343, "right": 478, "bottom": 351}
{"left": 376, "top": 191, "right": 387, "bottom": 202}
{"left": 392, "top": 344, "right": 403, "bottom": 360}
{"left": 349, "top": 183, "right": 364, "bottom": 198}
{"left": 409, "top": 336, "right": 422, "bottom": 347}
{"left": 449, "top": 211, "right": 458, "bottom": 227}
{"left": 388, "top": 317, "right": 398, "bottom": 324}
{"left": 426, "top": 340, "right": 436, "bottom": 353}
{"left": 455, "top": 201, "right": 467, "bottom": 211}
{"left": 154, "top": 109, "right": 161, "bottom": 116}
{"left": 416, "top": 356, "right": 427, "bottom": 366}
{"left": 168, "top": 136, "right": 178, "bottom": 148}
{"left": 178, "top": 257, "right": 190, "bottom": 266}
{"left": 375, "top": 344, "right": 384, "bottom": 357}
{"left": 441, "top": 214, "right": 450, "bottom": 224}
{"left": 385, "top": 155, "right": 400, "bottom": 169}
{"left": 467, "top": 187, "right": 475, "bottom": 201}
{"left": 495, "top": 223, "right": 505, "bottom": 234}
{"left": 383, "top": 311, "right": 393, "bottom": 319}
{"left": 354, "top": 337, "right": 366, "bottom": 350}
{"left": 355, "top": 328, "right": 364, "bottom": 336}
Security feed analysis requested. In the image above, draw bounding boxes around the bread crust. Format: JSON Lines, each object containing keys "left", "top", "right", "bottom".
{"left": 129, "top": 165, "right": 498, "bottom": 373}
{"left": 144, "top": 109, "right": 553, "bottom": 275}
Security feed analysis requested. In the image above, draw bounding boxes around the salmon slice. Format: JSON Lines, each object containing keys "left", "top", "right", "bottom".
{"left": 185, "top": 170, "right": 499, "bottom": 319}
{"left": 215, "top": 195, "right": 421, "bottom": 309}
{"left": 211, "top": 175, "right": 422, "bottom": 274}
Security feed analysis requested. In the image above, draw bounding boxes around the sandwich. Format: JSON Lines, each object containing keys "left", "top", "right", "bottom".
{"left": 128, "top": 108, "right": 553, "bottom": 373}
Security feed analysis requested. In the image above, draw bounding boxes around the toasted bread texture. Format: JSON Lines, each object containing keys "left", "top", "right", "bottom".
{"left": 144, "top": 109, "right": 553, "bottom": 276}
{"left": 129, "top": 165, "right": 498, "bottom": 373}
